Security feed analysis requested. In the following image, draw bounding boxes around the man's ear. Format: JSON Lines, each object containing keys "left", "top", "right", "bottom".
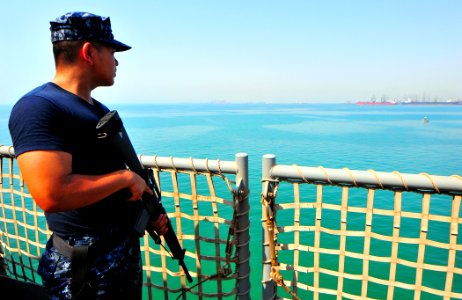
{"left": 81, "top": 42, "right": 95, "bottom": 64}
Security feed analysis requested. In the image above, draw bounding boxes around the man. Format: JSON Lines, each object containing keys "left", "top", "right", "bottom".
{"left": 9, "top": 12, "right": 168, "bottom": 299}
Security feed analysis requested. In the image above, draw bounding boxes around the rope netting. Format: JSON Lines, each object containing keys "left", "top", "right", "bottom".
{"left": 262, "top": 165, "right": 462, "bottom": 300}
{"left": 0, "top": 151, "right": 248, "bottom": 299}
{"left": 0, "top": 154, "right": 50, "bottom": 283}
{"left": 140, "top": 165, "right": 246, "bottom": 299}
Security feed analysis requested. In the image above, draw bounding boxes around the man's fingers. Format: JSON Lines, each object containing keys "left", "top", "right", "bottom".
{"left": 152, "top": 214, "right": 169, "bottom": 235}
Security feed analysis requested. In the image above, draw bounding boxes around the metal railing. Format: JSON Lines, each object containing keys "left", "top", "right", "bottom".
{"left": 138, "top": 153, "right": 250, "bottom": 299}
{"left": 2, "top": 145, "right": 462, "bottom": 299}
{"left": 261, "top": 154, "right": 462, "bottom": 299}
{"left": 0, "top": 146, "right": 250, "bottom": 299}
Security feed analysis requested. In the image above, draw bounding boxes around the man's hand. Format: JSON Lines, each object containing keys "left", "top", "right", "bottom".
{"left": 125, "top": 170, "right": 153, "bottom": 201}
{"left": 151, "top": 214, "right": 169, "bottom": 236}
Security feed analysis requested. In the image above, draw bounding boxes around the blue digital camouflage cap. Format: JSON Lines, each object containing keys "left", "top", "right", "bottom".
{"left": 50, "top": 12, "right": 131, "bottom": 52}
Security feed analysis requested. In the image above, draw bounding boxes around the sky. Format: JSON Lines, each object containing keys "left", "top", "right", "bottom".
{"left": 0, "top": 0, "right": 461, "bottom": 104}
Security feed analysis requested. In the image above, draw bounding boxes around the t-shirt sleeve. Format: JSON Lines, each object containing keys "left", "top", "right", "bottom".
{"left": 9, "top": 96, "right": 71, "bottom": 157}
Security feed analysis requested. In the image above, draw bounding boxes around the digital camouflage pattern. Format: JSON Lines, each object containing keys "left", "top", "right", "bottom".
{"left": 38, "top": 234, "right": 142, "bottom": 300}
{"left": 50, "top": 12, "right": 131, "bottom": 52}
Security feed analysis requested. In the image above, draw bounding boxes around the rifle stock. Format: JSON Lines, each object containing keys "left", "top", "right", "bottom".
{"left": 96, "top": 110, "right": 193, "bottom": 283}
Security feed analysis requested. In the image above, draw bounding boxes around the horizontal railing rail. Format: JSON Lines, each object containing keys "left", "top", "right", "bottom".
{"left": 269, "top": 162, "right": 462, "bottom": 194}
{"left": 0, "top": 145, "right": 15, "bottom": 157}
{"left": 139, "top": 154, "right": 239, "bottom": 174}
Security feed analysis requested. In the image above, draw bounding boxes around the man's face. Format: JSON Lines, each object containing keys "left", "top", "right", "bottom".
{"left": 92, "top": 43, "right": 118, "bottom": 87}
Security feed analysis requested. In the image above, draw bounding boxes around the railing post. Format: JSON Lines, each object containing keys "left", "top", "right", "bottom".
{"left": 262, "top": 154, "right": 277, "bottom": 299}
{"left": 235, "top": 153, "right": 251, "bottom": 299}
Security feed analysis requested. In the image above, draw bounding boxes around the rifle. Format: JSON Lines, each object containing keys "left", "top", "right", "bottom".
{"left": 96, "top": 110, "right": 193, "bottom": 283}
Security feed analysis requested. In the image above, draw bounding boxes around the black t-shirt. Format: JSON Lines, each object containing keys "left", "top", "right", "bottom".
{"left": 9, "top": 82, "right": 140, "bottom": 237}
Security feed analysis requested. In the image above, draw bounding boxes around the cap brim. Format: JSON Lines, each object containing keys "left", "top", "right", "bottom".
{"left": 102, "top": 39, "right": 131, "bottom": 52}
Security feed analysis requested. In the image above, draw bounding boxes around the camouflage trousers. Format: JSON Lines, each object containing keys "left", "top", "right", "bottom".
{"left": 38, "top": 232, "right": 142, "bottom": 300}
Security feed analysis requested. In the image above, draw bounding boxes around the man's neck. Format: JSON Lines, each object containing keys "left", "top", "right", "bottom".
{"left": 52, "top": 68, "right": 94, "bottom": 105}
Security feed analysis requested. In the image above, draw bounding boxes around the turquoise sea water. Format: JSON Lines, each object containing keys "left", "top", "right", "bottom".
{"left": 1, "top": 103, "right": 462, "bottom": 298}
{"left": 107, "top": 103, "right": 462, "bottom": 174}
{"left": 3, "top": 102, "right": 462, "bottom": 173}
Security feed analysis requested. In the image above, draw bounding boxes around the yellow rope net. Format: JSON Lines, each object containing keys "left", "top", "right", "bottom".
{"left": 0, "top": 154, "right": 245, "bottom": 299}
{"left": 262, "top": 171, "right": 462, "bottom": 300}
{"left": 0, "top": 155, "right": 50, "bottom": 283}
{"left": 141, "top": 166, "right": 243, "bottom": 299}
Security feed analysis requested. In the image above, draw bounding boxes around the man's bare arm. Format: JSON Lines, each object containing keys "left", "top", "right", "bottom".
{"left": 17, "top": 150, "right": 151, "bottom": 212}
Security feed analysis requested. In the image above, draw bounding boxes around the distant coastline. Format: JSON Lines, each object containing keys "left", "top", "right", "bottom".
{"left": 356, "top": 100, "right": 462, "bottom": 106}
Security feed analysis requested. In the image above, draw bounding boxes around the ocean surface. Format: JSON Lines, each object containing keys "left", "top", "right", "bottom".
{"left": 1, "top": 102, "right": 461, "bottom": 298}
{"left": 3, "top": 102, "right": 462, "bottom": 174}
